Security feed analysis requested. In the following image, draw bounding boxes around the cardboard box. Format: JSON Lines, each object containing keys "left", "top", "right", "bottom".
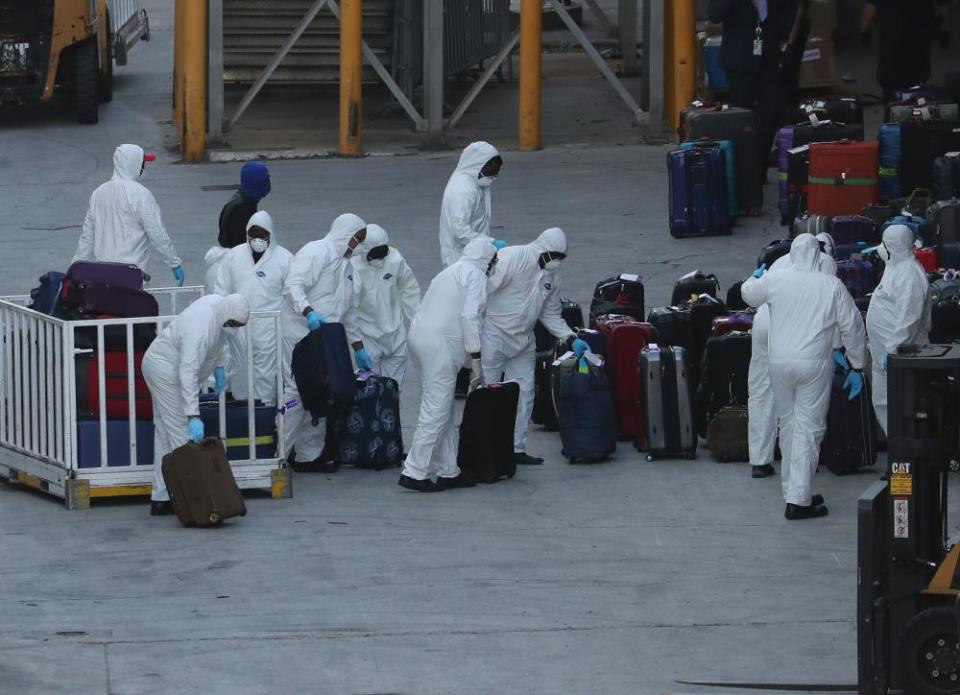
{"left": 798, "top": 37, "right": 836, "bottom": 90}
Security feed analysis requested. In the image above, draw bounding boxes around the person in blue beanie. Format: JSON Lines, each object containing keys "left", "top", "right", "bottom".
{"left": 217, "top": 161, "right": 271, "bottom": 248}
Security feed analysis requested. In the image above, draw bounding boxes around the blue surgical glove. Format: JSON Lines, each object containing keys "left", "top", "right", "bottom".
{"left": 172, "top": 265, "right": 185, "bottom": 287}
{"left": 307, "top": 311, "right": 325, "bottom": 331}
{"left": 882, "top": 354, "right": 888, "bottom": 369}
{"left": 213, "top": 366, "right": 226, "bottom": 396}
{"left": 843, "top": 370, "right": 864, "bottom": 401}
{"left": 571, "top": 338, "right": 589, "bottom": 358}
{"left": 833, "top": 349, "right": 850, "bottom": 371}
{"left": 493, "top": 239, "right": 508, "bottom": 250}
{"left": 355, "top": 347, "right": 373, "bottom": 371}
{"left": 188, "top": 417, "right": 205, "bottom": 443}
{"left": 752, "top": 263, "right": 767, "bottom": 279}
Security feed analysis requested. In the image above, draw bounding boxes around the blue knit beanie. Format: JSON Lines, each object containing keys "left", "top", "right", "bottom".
{"left": 240, "top": 161, "right": 271, "bottom": 200}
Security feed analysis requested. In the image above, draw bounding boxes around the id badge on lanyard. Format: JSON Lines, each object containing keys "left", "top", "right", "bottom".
{"left": 753, "top": 25, "right": 763, "bottom": 56}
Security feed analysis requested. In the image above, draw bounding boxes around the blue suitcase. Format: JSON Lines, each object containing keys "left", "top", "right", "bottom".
{"left": 291, "top": 323, "right": 358, "bottom": 424}
{"left": 199, "top": 401, "right": 277, "bottom": 461}
{"left": 556, "top": 356, "right": 618, "bottom": 463}
{"left": 883, "top": 214, "right": 935, "bottom": 247}
{"left": 28, "top": 272, "right": 65, "bottom": 317}
{"left": 878, "top": 123, "right": 901, "bottom": 201}
{"left": 77, "top": 420, "right": 154, "bottom": 468}
{"left": 668, "top": 146, "right": 731, "bottom": 238}
{"left": 681, "top": 140, "right": 737, "bottom": 221}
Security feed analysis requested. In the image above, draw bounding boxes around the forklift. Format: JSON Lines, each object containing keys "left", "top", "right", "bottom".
{"left": 0, "top": 0, "right": 148, "bottom": 124}
{"left": 858, "top": 344, "right": 960, "bottom": 694}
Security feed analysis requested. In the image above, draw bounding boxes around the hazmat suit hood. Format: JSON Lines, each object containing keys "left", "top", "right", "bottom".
{"left": 216, "top": 294, "right": 250, "bottom": 326}
{"left": 454, "top": 142, "right": 500, "bottom": 180}
{"left": 240, "top": 161, "right": 271, "bottom": 200}
{"left": 815, "top": 232, "right": 835, "bottom": 258}
{"left": 530, "top": 227, "right": 567, "bottom": 255}
{"left": 205, "top": 245, "right": 229, "bottom": 268}
{"left": 324, "top": 213, "right": 366, "bottom": 255}
{"left": 246, "top": 210, "right": 275, "bottom": 237}
{"left": 112, "top": 144, "right": 146, "bottom": 181}
{"left": 788, "top": 234, "right": 821, "bottom": 272}
{"left": 460, "top": 237, "right": 497, "bottom": 271}
{"left": 364, "top": 224, "right": 389, "bottom": 251}
{"left": 883, "top": 224, "right": 915, "bottom": 263}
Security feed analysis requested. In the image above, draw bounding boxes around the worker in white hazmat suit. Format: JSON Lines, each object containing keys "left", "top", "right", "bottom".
{"left": 742, "top": 234, "right": 866, "bottom": 520}
{"left": 350, "top": 224, "right": 421, "bottom": 384}
{"left": 439, "top": 141, "right": 507, "bottom": 267}
{"left": 866, "top": 224, "right": 931, "bottom": 434}
{"left": 214, "top": 211, "right": 292, "bottom": 405}
{"left": 481, "top": 227, "right": 590, "bottom": 465}
{"left": 400, "top": 238, "right": 499, "bottom": 492}
{"left": 143, "top": 293, "right": 250, "bottom": 517}
{"left": 281, "top": 213, "right": 371, "bottom": 473}
{"left": 73, "top": 144, "right": 185, "bottom": 286}
{"left": 749, "top": 238, "right": 837, "bottom": 479}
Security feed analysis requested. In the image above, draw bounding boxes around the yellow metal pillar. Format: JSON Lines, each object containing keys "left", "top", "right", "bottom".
{"left": 181, "top": 0, "right": 208, "bottom": 162}
{"left": 665, "top": 0, "right": 695, "bottom": 137}
{"left": 173, "top": 0, "right": 185, "bottom": 124}
{"left": 518, "top": 0, "right": 542, "bottom": 151}
{"left": 340, "top": 0, "right": 363, "bottom": 156}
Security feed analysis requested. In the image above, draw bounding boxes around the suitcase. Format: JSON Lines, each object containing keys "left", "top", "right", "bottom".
{"left": 671, "top": 270, "right": 720, "bottom": 305}
{"left": 929, "top": 200, "right": 960, "bottom": 245}
{"left": 883, "top": 214, "right": 935, "bottom": 247}
{"left": 916, "top": 247, "right": 940, "bottom": 272}
{"left": 819, "top": 367, "right": 878, "bottom": 475}
{"left": 899, "top": 120, "right": 960, "bottom": 196}
{"left": 679, "top": 104, "right": 762, "bottom": 213}
{"left": 894, "top": 85, "right": 954, "bottom": 103}
{"left": 711, "top": 312, "right": 753, "bottom": 337}
{"left": 66, "top": 283, "right": 160, "bottom": 320}
{"left": 807, "top": 141, "right": 880, "bottom": 216}
{"left": 75, "top": 350, "right": 153, "bottom": 420}
{"left": 878, "top": 123, "right": 902, "bottom": 201}
{"left": 28, "top": 271, "right": 65, "bottom": 317}
{"left": 594, "top": 316, "right": 657, "bottom": 443}
{"left": 456, "top": 382, "right": 520, "bottom": 483}
{"left": 555, "top": 355, "right": 618, "bottom": 463}
{"left": 575, "top": 328, "right": 607, "bottom": 356}
{"left": 640, "top": 345, "right": 697, "bottom": 460}
{"left": 589, "top": 275, "right": 645, "bottom": 327}
{"left": 897, "top": 187, "right": 935, "bottom": 217}
{"left": 861, "top": 203, "right": 899, "bottom": 227}
{"left": 931, "top": 294, "right": 960, "bottom": 343}
{"left": 786, "top": 145, "right": 811, "bottom": 219}
{"left": 667, "top": 146, "right": 731, "bottom": 237}
{"left": 64, "top": 260, "right": 145, "bottom": 294}
{"left": 830, "top": 215, "right": 881, "bottom": 246}
{"left": 330, "top": 374, "right": 403, "bottom": 470}
{"left": 939, "top": 244, "right": 960, "bottom": 271}
{"left": 791, "top": 213, "right": 831, "bottom": 239}
{"left": 934, "top": 156, "right": 958, "bottom": 202}
{"left": 162, "top": 440, "right": 247, "bottom": 527}
{"left": 198, "top": 400, "right": 278, "bottom": 461}
{"left": 681, "top": 139, "right": 738, "bottom": 220}
{"left": 785, "top": 97, "right": 864, "bottom": 126}
{"left": 835, "top": 259, "right": 879, "bottom": 299}
{"left": 291, "top": 323, "right": 357, "bottom": 424}
{"left": 757, "top": 239, "right": 792, "bottom": 269}
{"left": 888, "top": 102, "right": 960, "bottom": 123}
{"left": 706, "top": 405, "right": 750, "bottom": 463}
{"left": 77, "top": 420, "right": 154, "bottom": 468}
{"left": 726, "top": 280, "right": 747, "bottom": 311}
{"left": 647, "top": 306, "right": 694, "bottom": 352}
{"left": 532, "top": 348, "right": 561, "bottom": 431}
{"left": 535, "top": 297, "right": 583, "bottom": 351}
{"left": 695, "top": 332, "right": 751, "bottom": 438}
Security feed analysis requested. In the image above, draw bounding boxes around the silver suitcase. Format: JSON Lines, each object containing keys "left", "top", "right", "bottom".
{"left": 641, "top": 345, "right": 697, "bottom": 461}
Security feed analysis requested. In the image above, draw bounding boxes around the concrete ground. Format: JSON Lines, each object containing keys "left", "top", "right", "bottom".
{"left": 3, "top": 2, "right": 960, "bottom": 694}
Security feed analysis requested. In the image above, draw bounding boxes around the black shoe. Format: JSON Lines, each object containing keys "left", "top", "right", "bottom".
{"left": 784, "top": 503, "right": 829, "bottom": 520}
{"left": 398, "top": 474, "right": 441, "bottom": 492}
{"left": 437, "top": 473, "right": 476, "bottom": 490}
{"left": 752, "top": 464, "right": 775, "bottom": 478}
{"left": 514, "top": 452, "right": 544, "bottom": 466}
{"left": 292, "top": 459, "right": 338, "bottom": 473}
{"left": 150, "top": 501, "right": 174, "bottom": 517}
{"left": 811, "top": 494, "right": 824, "bottom": 506}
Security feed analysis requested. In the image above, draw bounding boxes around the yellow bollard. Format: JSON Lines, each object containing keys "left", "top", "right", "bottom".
{"left": 339, "top": 0, "right": 363, "bottom": 156}
{"left": 666, "top": 0, "right": 695, "bottom": 138}
{"left": 518, "top": 0, "right": 542, "bottom": 151}
{"left": 173, "top": 0, "right": 185, "bottom": 125}
{"left": 182, "top": 0, "right": 208, "bottom": 162}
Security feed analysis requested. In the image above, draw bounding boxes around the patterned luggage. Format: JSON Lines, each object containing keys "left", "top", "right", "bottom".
{"left": 331, "top": 374, "right": 403, "bottom": 470}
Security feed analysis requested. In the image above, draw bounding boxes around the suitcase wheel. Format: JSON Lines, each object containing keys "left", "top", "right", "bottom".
{"left": 685, "top": 451, "right": 697, "bottom": 460}
{"left": 208, "top": 511, "right": 222, "bottom": 526}
{"left": 646, "top": 454, "right": 655, "bottom": 462}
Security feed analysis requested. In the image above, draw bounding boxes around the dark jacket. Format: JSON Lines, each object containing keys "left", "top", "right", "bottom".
{"left": 708, "top": 0, "right": 799, "bottom": 73}
{"left": 218, "top": 191, "right": 258, "bottom": 248}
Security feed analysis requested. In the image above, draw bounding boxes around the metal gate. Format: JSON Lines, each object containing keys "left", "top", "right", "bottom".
{"left": 108, "top": 0, "right": 149, "bottom": 65}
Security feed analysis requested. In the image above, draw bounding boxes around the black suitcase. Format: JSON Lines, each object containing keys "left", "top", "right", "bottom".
{"left": 757, "top": 239, "right": 792, "bottom": 269}
{"left": 28, "top": 271, "right": 65, "bottom": 317}
{"left": 457, "top": 382, "right": 520, "bottom": 483}
{"left": 534, "top": 297, "right": 583, "bottom": 351}
{"left": 785, "top": 97, "right": 864, "bottom": 126}
{"left": 161, "top": 440, "right": 247, "bottom": 528}
{"left": 589, "top": 275, "right": 645, "bottom": 327}
{"left": 555, "top": 355, "right": 618, "bottom": 463}
{"left": 899, "top": 120, "right": 960, "bottom": 195}
{"left": 647, "top": 306, "right": 695, "bottom": 352}
{"left": 687, "top": 294, "right": 728, "bottom": 395}
{"left": 532, "top": 349, "right": 560, "bottom": 430}
{"left": 695, "top": 332, "right": 752, "bottom": 438}
{"left": 670, "top": 270, "right": 719, "bottom": 306}
{"left": 726, "top": 280, "right": 748, "bottom": 311}
{"left": 291, "top": 323, "right": 358, "bottom": 424}
{"left": 640, "top": 345, "right": 697, "bottom": 460}
{"left": 819, "top": 368, "right": 878, "bottom": 475}
{"left": 786, "top": 144, "right": 811, "bottom": 219}
{"left": 930, "top": 279, "right": 960, "bottom": 342}
{"left": 706, "top": 405, "right": 750, "bottom": 463}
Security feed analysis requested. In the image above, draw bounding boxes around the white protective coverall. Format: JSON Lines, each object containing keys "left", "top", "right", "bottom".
{"left": 214, "top": 211, "right": 293, "bottom": 405}
{"left": 402, "top": 238, "right": 497, "bottom": 481}
{"left": 143, "top": 294, "right": 250, "bottom": 502}
{"left": 866, "top": 224, "right": 931, "bottom": 434}
{"left": 350, "top": 224, "right": 421, "bottom": 384}
{"left": 281, "top": 213, "right": 366, "bottom": 463}
{"left": 748, "top": 250, "right": 837, "bottom": 468}
{"left": 72, "top": 144, "right": 182, "bottom": 274}
{"left": 481, "top": 227, "right": 576, "bottom": 453}
{"left": 742, "top": 234, "right": 866, "bottom": 506}
{"left": 439, "top": 141, "right": 499, "bottom": 267}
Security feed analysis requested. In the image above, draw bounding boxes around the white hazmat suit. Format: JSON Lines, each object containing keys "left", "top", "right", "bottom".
{"left": 73, "top": 144, "right": 182, "bottom": 274}
{"left": 214, "top": 211, "right": 293, "bottom": 405}
{"left": 439, "top": 141, "right": 499, "bottom": 267}
{"left": 402, "top": 238, "right": 497, "bottom": 482}
{"left": 143, "top": 294, "right": 250, "bottom": 502}
{"left": 481, "top": 227, "right": 576, "bottom": 454}
{"left": 350, "top": 224, "right": 421, "bottom": 384}
{"left": 281, "top": 213, "right": 366, "bottom": 464}
{"left": 742, "top": 234, "right": 866, "bottom": 507}
{"left": 866, "top": 224, "right": 931, "bottom": 434}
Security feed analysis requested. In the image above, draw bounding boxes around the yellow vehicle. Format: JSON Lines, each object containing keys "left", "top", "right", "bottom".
{"left": 0, "top": 0, "right": 148, "bottom": 124}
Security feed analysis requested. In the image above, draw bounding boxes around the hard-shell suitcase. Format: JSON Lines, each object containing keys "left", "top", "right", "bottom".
{"left": 640, "top": 345, "right": 697, "bottom": 460}
{"left": 883, "top": 214, "right": 935, "bottom": 247}
{"left": 706, "top": 405, "right": 749, "bottom": 463}
{"left": 695, "top": 332, "right": 751, "bottom": 437}
{"left": 575, "top": 328, "right": 607, "bottom": 356}
{"left": 75, "top": 350, "right": 152, "bottom": 420}
{"left": 915, "top": 247, "right": 940, "bottom": 272}
{"left": 807, "top": 141, "right": 880, "bottom": 216}
{"left": 939, "top": 244, "right": 960, "bottom": 270}
{"left": 929, "top": 200, "right": 960, "bottom": 245}
{"left": 198, "top": 400, "right": 278, "bottom": 461}
{"left": 787, "top": 144, "right": 811, "bottom": 218}
{"left": 667, "top": 146, "right": 731, "bottom": 237}
{"left": 594, "top": 316, "right": 657, "bottom": 444}
{"left": 77, "top": 420, "right": 154, "bottom": 468}
{"left": 930, "top": 279, "right": 960, "bottom": 342}
{"left": 671, "top": 270, "right": 720, "bottom": 305}
{"left": 934, "top": 155, "right": 959, "bottom": 202}
{"left": 457, "top": 382, "right": 519, "bottom": 483}
{"left": 819, "top": 367, "right": 878, "bottom": 475}
{"left": 899, "top": 120, "right": 960, "bottom": 195}
{"left": 28, "top": 271, "right": 65, "bottom": 317}
{"left": 68, "top": 283, "right": 160, "bottom": 320}
{"left": 291, "top": 323, "right": 357, "bottom": 424}
{"left": 330, "top": 374, "right": 403, "bottom": 469}
{"left": 888, "top": 102, "right": 959, "bottom": 123}
{"left": 589, "top": 275, "right": 645, "bottom": 326}
{"left": 556, "top": 355, "right": 618, "bottom": 463}
{"left": 532, "top": 348, "right": 561, "bottom": 430}
{"left": 681, "top": 139, "right": 738, "bottom": 220}
{"left": 757, "top": 239, "right": 791, "bottom": 269}
{"left": 791, "top": 213, "right": 831, "bottom": 239}
{"left": 835, "top": 259, "right": 879, "bottom": 299}
{"left": 894, "top": 85, "right": 954, "bottom": 104}
{"left": 647, "top": 306, "right": 694, "bottom": 353}
{"left": 64, "top": 260, "right": 145, "bottom": 293}
{"left": 726, "top": 280, "right": 747, "bottom": 311}
{"left": 830, "top": 215, "right": 881, "bottom": 246}
{"left": 785, "top": 97, "right": 864, "bottom": 126}
{"left": 878, "top": 123, "right": 902, "bottom": 201}
{"left": 711, "top": 312, "right": 753, "bottom": 337}
{"left": 861, "top": 203, "right": 898, "bottom": 227}
{"left": 535, "top": 297, "right": 583, "bottom": 351}
{"left": 161, "top": 440, "right": 247, "bottom": 527}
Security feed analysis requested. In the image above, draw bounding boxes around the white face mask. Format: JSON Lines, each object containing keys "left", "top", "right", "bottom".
{"left": 477, "top": 175, "right": 496, "bottom": 188}
{"left": 249, "top": 237, "right": 269, "bottom": 253}
{"left": 878, "top": 242, "right": 892, "bottom": 262}
{"left": 369, "top": 258, "right": 385, "bottom": 269}
{"left": 543, "top": 259, "right": 562, "bottom": 272}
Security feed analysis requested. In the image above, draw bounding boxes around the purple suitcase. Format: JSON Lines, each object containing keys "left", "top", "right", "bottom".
{"left": 73, "top": 283, "right": 160, "bottom": 318}
{"left": 835, "top": 259, "right": 879, "bottom": 299}
{"left": 65, "top": 261, "right": 145, "bottom": 292}
{"left": 830, "top": 215, "right": 881, "bottom": 246}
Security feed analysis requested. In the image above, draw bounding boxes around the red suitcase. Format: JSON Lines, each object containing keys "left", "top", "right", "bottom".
{"left": 807, "top": 141, "right": 880, "bottom": 217}
{"left": 594, "top": 315, "right": 657, "bottom": 446}
{"left": 711, "top": 312, "right": 753, "bottom": 337}
{"left": 76, "top": 350, "right": 153, "bottom": 420}
{"left": 916, "top": 247, "right": 940, "bottom": 272}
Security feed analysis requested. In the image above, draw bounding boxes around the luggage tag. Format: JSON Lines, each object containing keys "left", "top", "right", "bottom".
{"left": 752, "top": 26, "right": 763, "bottom": 56}
{"left": 618, "top": 273, "right": 643, "bottom": 283}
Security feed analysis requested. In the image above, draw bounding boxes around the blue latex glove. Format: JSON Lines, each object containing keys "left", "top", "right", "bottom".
{"left": 355, "top": 347, "right": 372, "bottom": 371}
{"left": 751, "top": 263, "right": 767, "bottom": 279}
{"left": 188, "top": 417, "right": 204, "bottom": 443}
{"left": 571, "top": 338, "right": 590, "bottom": 358}
{"left": 843, "top": 370, "right": 864, "bottom": 401}
{"left": 833, "top": 349, "right": 850, "bottom": 371}
{"left": 882, "top": 354, "right": 888, "bottom": 369}
{"left": 493, "top": 239, "right": 508, "bottom": 250}
{"left": 172, "top": 266, "right": 185, "bottom": 287}
{"left": 307, "top": 311, "right": 325, "bottom": 331}
{"left": 213, "top": 367, "right": 226, "bottom": 396}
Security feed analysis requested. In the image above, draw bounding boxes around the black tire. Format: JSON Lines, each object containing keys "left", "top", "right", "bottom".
{"left": 100, "top": 15, "right": 114, "bottom": 103}
{"left": 897, "top": 607, "right": 960, "bottom": 695}
{"left": 75, "top": 39, "right": 100, "bottom": 124}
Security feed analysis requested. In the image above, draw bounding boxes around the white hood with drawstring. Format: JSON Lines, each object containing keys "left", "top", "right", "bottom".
{"left": 438, "top": 141, "right": 500, "bottom": 267}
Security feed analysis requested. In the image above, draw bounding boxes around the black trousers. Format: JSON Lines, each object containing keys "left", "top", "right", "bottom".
{"left": 726, "top": 63, "right": 785, "bottom": 182}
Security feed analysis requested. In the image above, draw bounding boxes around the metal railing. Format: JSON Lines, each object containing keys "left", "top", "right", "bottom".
{"left": 108, "top": 0, "right": 149, "bottom": 65}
